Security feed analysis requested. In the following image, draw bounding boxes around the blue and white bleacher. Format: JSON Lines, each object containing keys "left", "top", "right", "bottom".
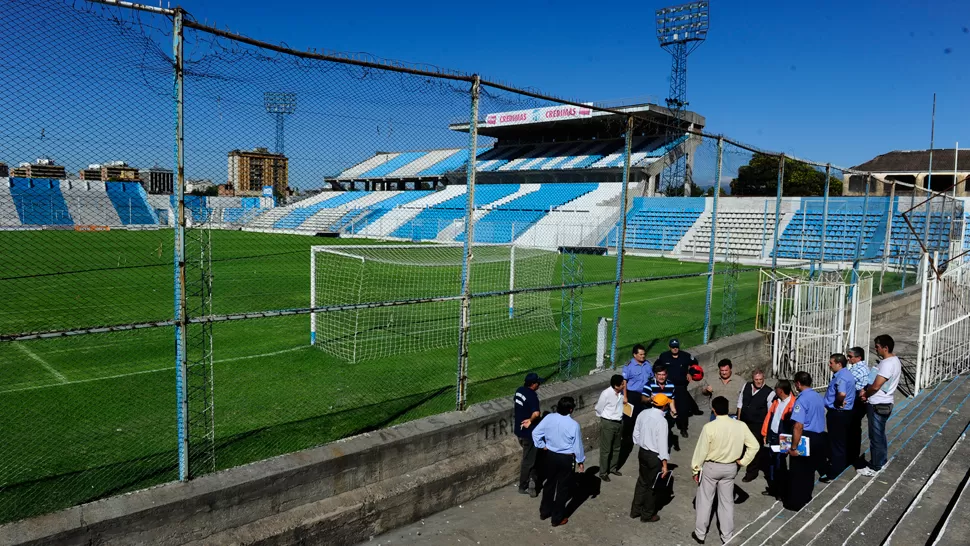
{"left": 8, "top": 178, "right": 73, "bottom": 225}
{"left": 461, "top": 183, "right": 598, "bottom": 243}
{"left": 390, "top": 184, "right": 521, "bottom": 240}
{"left": 605, "top": 197, "right": 706, "bottom": 251}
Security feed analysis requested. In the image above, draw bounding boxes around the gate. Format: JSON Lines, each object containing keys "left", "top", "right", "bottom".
{"left": 916, "top": 254, "right": 970, "bottom": 394}
{"left": 758, "top": 269, "right": 873, "bottom": 382}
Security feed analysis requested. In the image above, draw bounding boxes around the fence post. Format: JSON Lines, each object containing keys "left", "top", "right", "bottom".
{"left": 914, "top": 252, "right": 930, "bottom": 395}
{"left": 819, "top": 164, "right": 831, "bottom": 275}
{"left": 609, "top": 115, "right": 635, "bottom": 367}
{"left": 703, "top": 137, "right": 723, "bottom": 344}
{"left": 923, "top": 95, "right": 936, "bottom": 253}
{"left": 879, "top": 181, "right": 895, "bottom": 293}
{"left": 456, "top": 75, "right": 479, "bottom": 411}
{"left": 771, "top": 154, "right": 785, "bottom": 271}
{"left": 851, "top": 174, "right": 871, "bottom": 282}
{"left": 171, "top": 7, "right": 189, "bottom": 482}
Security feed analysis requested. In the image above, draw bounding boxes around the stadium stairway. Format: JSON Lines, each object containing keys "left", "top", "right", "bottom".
{"left": 61, "top": 180, "right": 123, "bottom": 226}
{"left": 729, "top": 373, "right": 970, "bottom": 546}
{"left": 0, "top": 179, "right": 19, "bottom": 226}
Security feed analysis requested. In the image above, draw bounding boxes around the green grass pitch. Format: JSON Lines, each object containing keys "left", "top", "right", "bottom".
{"left": 0, "top": 228, "right": 765, "bottom": 523}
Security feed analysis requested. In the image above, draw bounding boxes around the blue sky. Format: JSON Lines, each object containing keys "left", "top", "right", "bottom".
{"left": 174, "top": 0, "right": 969, "bottom": 169}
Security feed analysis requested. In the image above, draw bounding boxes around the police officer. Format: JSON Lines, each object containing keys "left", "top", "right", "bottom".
{"left": 532, "top": 396, "right": 586, "bottom": 527}
{"left": 655, "top": 338, "right": 700, "bottom": 437}
{"left": 514, "top": 372, "right": 543, "bottom": 497}
{"left": 823, "top": 353, "right": 856, "bottom": 479}
{"left": 620, "top": 344, "right": 654, "bottom": 466}
{"left": 785, "top": 371, "right": 827, "bottom": 511}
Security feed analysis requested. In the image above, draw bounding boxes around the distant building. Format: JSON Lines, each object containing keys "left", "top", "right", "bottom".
{"left": 217, "top": 184, "right": 235, "bottom": 196}
{"left": 846, "top": 149, "right": 970, "bottom": 197}
{"left": 80, "top": 161, "right": 140, "bottom": 182}
{"left": 0, "top": 163, "right": 8, "bottom": 177}
{"left": 140, "top": 166, "right": 174, "bottom": 194}
{"left": 187, "top": 178, "right": 216, "bottom": 194}
{"left": 12, "top": 158, "right": 66, "bottom": 179}
{"left": 228, "top": 147, "right": 288, "bottom": 197}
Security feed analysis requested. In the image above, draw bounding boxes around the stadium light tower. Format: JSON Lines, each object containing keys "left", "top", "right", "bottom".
{"left": 264, "top": 92, "right": 296, "bottom": 156}
{"left": 655, "top": 2, "right": 709, "bottom": 196}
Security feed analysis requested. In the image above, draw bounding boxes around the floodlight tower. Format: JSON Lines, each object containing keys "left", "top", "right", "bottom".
{"left": 655, "top": 2, "right": 708, "bottom": 196}
{"left": 264, "top": 92, "right": 296, "bottom": 156}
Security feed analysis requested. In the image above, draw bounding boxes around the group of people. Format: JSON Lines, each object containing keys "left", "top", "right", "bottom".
{"left": 513, "top": 334, "right": 903, "bottom": 543}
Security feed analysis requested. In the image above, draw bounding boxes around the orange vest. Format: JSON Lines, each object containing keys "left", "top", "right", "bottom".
{"left": 761, "top": 395, "right": 795, "bottom": 438}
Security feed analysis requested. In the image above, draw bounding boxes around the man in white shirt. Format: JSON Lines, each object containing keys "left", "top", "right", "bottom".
{"left": 630, "top": 393, "right": 671, "bottom": 523}
{"left": 857, "top": 334, "right": 901, "bottom": 477}
{"left": 596, "top": 374, "right": 626, "bottom": 481}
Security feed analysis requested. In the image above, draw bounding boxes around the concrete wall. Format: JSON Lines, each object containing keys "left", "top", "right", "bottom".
{"left": 0, "top": 286, "right": 921, "bottom": 546}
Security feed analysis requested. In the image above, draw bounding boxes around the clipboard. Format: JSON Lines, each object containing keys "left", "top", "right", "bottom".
{"left": 654, "top": 470, "right": 673, "bottom": 491}
{"left": 623, "top": 403, "right": 634, "bottom": 417}
{"left": 779, "top": 433, "right": 810, "bottom": 456}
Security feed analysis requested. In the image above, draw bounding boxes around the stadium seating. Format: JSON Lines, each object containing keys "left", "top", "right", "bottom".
{"left": 682, "top": 198, "right": 779, "bottom": 259}
{"left": 105, "top": 182, "right": 158, "bottom": 225}
{"left": 460, "top": 183, "right": 598, "bottom": 243}
{"left": 333, "top": 191, "right": 433, "bottom": 233}
{"left": 391, "top": 184, "right": 521, "bottom": 240}
{"left": 272, "top": 192, "right": 367, "bottom": 230}
{"left": 8, "top": 177, "right": 73, "bottom": 225}
{"left": 605, "top": 197, "right": 706, "bottom": 251}
{"left": 772, "top": 197, "right": 890, "bottom": 262}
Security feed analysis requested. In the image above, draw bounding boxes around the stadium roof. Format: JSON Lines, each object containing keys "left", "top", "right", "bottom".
{"left": 448, "top": 102, "right": 705, "bottom": 138}
{"left": 852, "top": 149, "right": 970, "bottom": 173}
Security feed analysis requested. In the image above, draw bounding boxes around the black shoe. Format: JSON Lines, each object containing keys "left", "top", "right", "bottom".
{"left": 691, "top": 531, "right": 705, "bottom": 544}
{"left": 819, "top": 475, "right": 832, "bottom": 484}
{"left": 673, "top": 443, "right": 681, "bottom": 452}
{"left": 680, "top": 430, "right": 689, "bottom": 438}
{"left": 742, "top": 475, "right": 756, "bottom": 483}
{"left": 611, "top": 470, "right": 623, "bottom": 476}
{"left": 518, "top": 487, "right": 529, "bottom": 495}
{"left": 528, "top": 479, "right": 537, "bottom": 498}
{"left": 630, "top": 512, "right": 641, "bottom": 520}
{"left": 761, "top": 490, "right": 775, "bottom": 497}
{"left": 599, "top": 474, "right": 611, "bottom": 482}
{"left": 641, "top": 515, "right": 660, "bottom": 523}
{"left": 551, "top": 518, "right": 568, "bottom": 527}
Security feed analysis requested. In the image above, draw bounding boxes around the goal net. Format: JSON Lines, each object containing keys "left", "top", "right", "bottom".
{"left": 310, "top": 244, "right": 558, "bottom": 362}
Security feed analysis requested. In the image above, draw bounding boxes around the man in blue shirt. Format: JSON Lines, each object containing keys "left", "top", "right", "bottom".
{"left": 622, "top": 345, "right": 653, "bottom": 453}
{"left": 823, "top": 354, "right": 856, "bottom": 479}
{"left": 644, "top": 363, "right": 679, "bottom": 451}
{"left": 846, "top": 347, "right": 869, "bottom": 469}
{"left": 514, "top": 372, "right": 543, "bottom": 497}
{"left": 785, "top": 371, "right": 826, "bottom": 511}
{"left": 532, "top": 396, "right": 585, "bottom": 527}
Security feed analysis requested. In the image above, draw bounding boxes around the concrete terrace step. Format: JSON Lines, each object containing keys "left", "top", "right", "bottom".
{"left": 732, "top": 374, "right": 970, "bottom": 546}
{"left": 934, "top": 474, "right": 970, "bottom": 546}
{"left": 884, "top": 425, "right": 970, "bottom": 546}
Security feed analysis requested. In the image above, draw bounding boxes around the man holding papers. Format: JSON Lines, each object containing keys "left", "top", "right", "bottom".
{"left": 630, "top": 393, "right": 672, "bottom": 523}
{"left": 761, "top": 379, "right": 795, "bottom": 499}
{"left": 785, "top": 371, "right": 826, "bottom": 511}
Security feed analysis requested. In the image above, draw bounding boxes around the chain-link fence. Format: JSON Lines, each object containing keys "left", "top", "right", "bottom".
{"left": 1, "top": 0, "right": 967, "bottom": 525}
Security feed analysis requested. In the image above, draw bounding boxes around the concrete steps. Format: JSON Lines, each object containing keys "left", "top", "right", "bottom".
{"left": 934, "top": 473, "right": 970, "bottom": 545}
{"left": 884, "top": 424, "right": 970, "bottom": 545}
{"left": 732, "top": 374, "right": 970, "bottom": 546}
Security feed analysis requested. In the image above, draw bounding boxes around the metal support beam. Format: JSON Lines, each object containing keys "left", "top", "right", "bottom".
{"left": 702, "top": 137, "right": 722, "bottom": 344}
{"left": 456, "top": 76, "right": 479, "bottom": 410}
{"left": 771, "top": 154, "right": 785, "bottom": 271}
{"left": 609, "top": 115, "right": 635, "bottom": 367}
{"left": 172, "top": 7, "right": 189, "bottom": 482}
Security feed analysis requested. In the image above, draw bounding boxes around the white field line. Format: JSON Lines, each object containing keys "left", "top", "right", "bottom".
{"left": 584, "top": 287, "right": 709, "bottom": 311}
{"left": 0, "top": 346, "right": 309, "bottom": 395}
{"left": 14, "top": 342, "right": 68, "bottom": 384}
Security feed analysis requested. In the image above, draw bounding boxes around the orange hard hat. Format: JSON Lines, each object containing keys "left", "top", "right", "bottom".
{"left": 652, "top": 393, "right": 671, "bottom": 407}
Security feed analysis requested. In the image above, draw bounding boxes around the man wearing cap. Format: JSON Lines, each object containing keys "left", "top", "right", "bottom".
{"left": 514, "top": 372, "right": 543, "bottom": 497}
{"left": 655, "top": 338, "right": 701, "bottom": 438}
{"left": 691, "top": 396, "right": 760, "bottom": 544}
{"left": 630, "top": 393, "right": 671, "bottom": 523}
{"left": 785, "top": 371, "right": 826, "bottom": 511}
{"left": 532, "top": 396, "right": 585, "bottom": 527}
{"left": 595, "top": 374, "right": 626, "bottom": 482}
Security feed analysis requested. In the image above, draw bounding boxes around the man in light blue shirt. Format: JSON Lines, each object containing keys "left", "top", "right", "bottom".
{"left": 621, "top": 344, "right": 654, "bottom": 467}
{"left": 785, "top": 371, "right": 825, "bottom": 511}
{"left": 823, "top": 354, "right": 856, "bottom": 479}
{"left": 846, "top": 347, "right": 869, "bottom": 469}
{"left": 532, "top": 396, "right": 585, "bottom": 527}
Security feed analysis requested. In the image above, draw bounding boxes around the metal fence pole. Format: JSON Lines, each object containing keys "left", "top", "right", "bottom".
{"left": 902, "top": 180, "right": 918, "bottom": 290}
{"left": 819, "top": 164, "right": 831, "bottom": 275}
{"left": 851, "top": 174, "right": 871, "bottom": 281}
{"left": 914, "top": 252, "right": 930, "bottom": 396}
{"left": 456, "top": 75, "right": 479, "bottom": 411}
{"left": 880, "top": 181, "right": 896, "bottom": 293}
{"left": 923, "top": 94, "right": 936, "bottom": 252}
{"left": 172, "top": 7, "right": 189, "bottom": 482}
{"left": 609, "top": 115, "right": 635, "bottom": 367}
{"left": 771, "top": 154, "right": 785, "bottom": 271}
{"left": 702, "top": 137, "right": 723, "bottom": 344}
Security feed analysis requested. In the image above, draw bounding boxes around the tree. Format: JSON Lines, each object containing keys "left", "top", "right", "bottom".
{"left": 705, "top": 186, "right": 728, "bottom": 197}
{"left": 729, "top": 153, "right": 843, "bottom": 196}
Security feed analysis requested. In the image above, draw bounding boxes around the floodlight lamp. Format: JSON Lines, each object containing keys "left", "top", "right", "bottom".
{"left": 655, "top": 1, "right": 709, "bottom": 47}
{"left": 264, "top": 92, "right": 297, "bottom": 115}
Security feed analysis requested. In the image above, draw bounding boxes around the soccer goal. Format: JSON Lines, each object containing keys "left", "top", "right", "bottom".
{"left": 310, "top": 244, "right": 558, "bottom": 362}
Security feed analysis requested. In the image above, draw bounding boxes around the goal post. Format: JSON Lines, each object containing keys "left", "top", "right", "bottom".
{"left": 310, "top": 244, "right": 557, "bottom": 363}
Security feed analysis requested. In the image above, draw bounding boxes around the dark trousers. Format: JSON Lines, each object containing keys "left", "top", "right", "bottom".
{"left": 599, "top": 418, "right": 623, "bottom": 476}
{"left": 518, "top": 435, "right": 539, "bottom": 490}
{"left": 540, "top": 452, "right": 574, "bottom": 524}
{"left": 785, "top": 430, "right": 825, "bottom": 511}
{"left": 665, "top": 412, "right": 680, "bottom": 450}
{"left": 630, "top": 449, "right": 662, "bottom": 519}
{"left": 619, "top": 395, "right": 645, "bottom": 467}
{"left": 847, "top": 402, "right": 866, "bottom": 468}
{"left": 826, "top": 409, "right": 850, "bottom": 477}
{"left": 742, "top": 420, "right": 766, "bottom": 479}
{"left": 764, "top": 431, "right": 789, "bottom": 498}
{"left": 673, "top": 385, "right": 695, "bottom": 430}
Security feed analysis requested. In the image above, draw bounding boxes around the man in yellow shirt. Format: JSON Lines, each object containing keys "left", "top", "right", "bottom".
{"left": 690, "top": 396, "right": 760, "bottom": 544}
